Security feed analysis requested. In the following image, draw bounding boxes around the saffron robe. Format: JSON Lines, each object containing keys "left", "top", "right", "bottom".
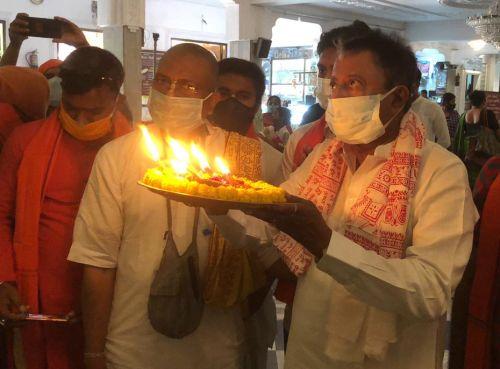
{"left": 0, "top": 110, "right": 131, "bottom": 369}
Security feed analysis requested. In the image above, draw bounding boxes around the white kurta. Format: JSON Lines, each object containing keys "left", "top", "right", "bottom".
{"left": 212, "top": 135, "right": 478, "bottom": 369}
{"left": 411, "top": 96, "right": 451, "bottom": 148}
{"left": 68, "top": 125, "right": 280, "bottom": 369}
{"left": 281, "top": 120, "right": 319, "bottom": 180}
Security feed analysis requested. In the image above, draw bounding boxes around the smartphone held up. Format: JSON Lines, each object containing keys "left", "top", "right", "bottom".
{"left": 27, "top": 16, "right": 63, "bottom": 39}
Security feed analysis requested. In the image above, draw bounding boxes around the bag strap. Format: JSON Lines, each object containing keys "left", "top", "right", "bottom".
{"left": 165, "top": 199, "right": 201, "bottom": 249}
{"left": 192, "top": 207, "right": 200, "bottom": 243}
{"left": 481, "top": 108, "right": 489, "bottom": 128}
{"left": 166, "top": 199, "right": 173, "bottom": 230}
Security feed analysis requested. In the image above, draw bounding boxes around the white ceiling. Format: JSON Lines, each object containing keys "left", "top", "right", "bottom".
{"left": 250, "top": 0, "right": 494, "bottom": 22}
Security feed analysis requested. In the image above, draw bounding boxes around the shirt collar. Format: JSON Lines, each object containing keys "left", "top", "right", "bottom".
{"left": 342, "top": 139, "right": 395, "bottom": 173}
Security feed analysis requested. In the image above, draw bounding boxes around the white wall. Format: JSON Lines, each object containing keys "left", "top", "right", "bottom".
{"left": 272, "top": 4, "right": 405, "bottom": 35}
{"left": 144, "top": 0, "right": 227, "bottom": 51}
{"left": 231, "top": 1, "right": 405, "bottom": 43}
{"left": 0, "top": 0, "right": 96, "bottom": 67}
{"left": 406, "top": 19, "right": 478, "bottom": 42}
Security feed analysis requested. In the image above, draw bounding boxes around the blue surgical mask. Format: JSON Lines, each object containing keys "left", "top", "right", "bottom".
{"left": 47, "top": 76, "right": 62, "bottom": 107}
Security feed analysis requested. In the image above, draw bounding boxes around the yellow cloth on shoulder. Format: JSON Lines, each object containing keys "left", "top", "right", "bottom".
{"left": 203, "top": 132, "right": 267, "bottom": 308}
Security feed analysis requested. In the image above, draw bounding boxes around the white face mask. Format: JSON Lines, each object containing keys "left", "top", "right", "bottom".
{"left": 148, "top": 88, "right": 211, "bottom": 134}
{"left": 315, "top": 77, "right": 331, "bottom": 110}
{"left": 325, "top": 87, "right": 403, "bottom": 144}
{"left": 48, "top": 76, "right": 62, "bottom": 107}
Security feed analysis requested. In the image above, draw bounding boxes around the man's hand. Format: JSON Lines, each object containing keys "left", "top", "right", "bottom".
{"left": 53, "top": 17, "right": 89, "bottom": 48}
{"left": 242, "top": 194, "right": 332, "bottom": 259}
{"left": 0, "top": 282, "right": 28, "bottom": 321}
{"left": 8, "top": 13, "right": 30, "bottom": 45}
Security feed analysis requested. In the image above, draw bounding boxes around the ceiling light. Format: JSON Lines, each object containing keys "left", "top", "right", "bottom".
{"left": 439, "top": 0, "right": 491, "bottom": 9}
{"left": 329, "top": 0, "right": 375, "bottom": 10}
{"left": 466, "top": 1, "right": 500, "bottom": 49}
{"left": 468, "top": 39, "right": 487, "bottom": 51}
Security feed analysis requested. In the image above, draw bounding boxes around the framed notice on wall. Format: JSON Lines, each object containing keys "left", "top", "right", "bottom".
{"left": 141, "top": 49, "right": 165, "bottom": 98}
{"left": 485, "top": 91, "right": 500, "bottom": 122}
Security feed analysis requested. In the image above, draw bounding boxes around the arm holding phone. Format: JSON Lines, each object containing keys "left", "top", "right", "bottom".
{"left": 0, "top": 13, "right": 29, "bottom": 67}
{"left": 53, "top": 16, "right": 90, "bottom": 48}
{"left": 0, "top": 13, "right": 89, "bottom": 67}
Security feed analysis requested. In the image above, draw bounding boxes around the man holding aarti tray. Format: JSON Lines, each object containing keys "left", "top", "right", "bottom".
{"left": 184, "top": 30, "right": 479, "bottom": 369}
{"left": 68, "top": 43, "right": 291, "bottom": 369}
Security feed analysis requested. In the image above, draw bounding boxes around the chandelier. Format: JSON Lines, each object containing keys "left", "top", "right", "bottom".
{"left": 328, "top": 0, "right": 375, "bottom": 10}
{"left": 466, "top": 0, "right": 500, "bottom": 49}
{"left": 439, "top": 0, "right": 492, "bottom": 9}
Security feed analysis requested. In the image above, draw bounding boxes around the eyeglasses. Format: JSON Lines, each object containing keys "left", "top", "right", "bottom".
{"left": 154, "top": 75, "right": 201, "bottom": 97}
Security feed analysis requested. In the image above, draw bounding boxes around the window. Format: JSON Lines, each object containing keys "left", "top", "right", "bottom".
{"left": 0, "top": 20, "right": 6, "bottom": 59}
{"left": 56, "top": 29, "right": 104, "bottom": 60}
{"left": 262, "top": 18, "right": 322, "bottom": 127}
{"left": 262, "top": 46, "right": 318, "bottom": 127}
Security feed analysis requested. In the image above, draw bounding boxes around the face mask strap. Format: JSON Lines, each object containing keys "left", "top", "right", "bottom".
{"left": 203, "top": 92, "right": 214, "bottom": 102}
{"left": 380, "top": 85, "right": 407, "bottom": 129}
{"left": 381, "top": 85, "right": 401, "bottom": 101}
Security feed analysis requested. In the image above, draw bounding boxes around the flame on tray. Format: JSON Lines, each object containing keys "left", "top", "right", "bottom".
{"left": 190, "top": 143, "right": 210, "bottom": 172}
{"left": 215, "top": 156, "right": 230, "bottom": 175}
{"left": 139, "top": 125, "right": 161, "bottom": 162}
{"left": 140, "top": 125, "right": 231, "bottom": 177}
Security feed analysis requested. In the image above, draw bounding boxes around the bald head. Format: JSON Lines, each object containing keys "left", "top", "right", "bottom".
{"left": 154, "top": 43, "right": 218, "bottom": 98}
{"left": 163, "top": 43, "right": 218, "bottom": 71}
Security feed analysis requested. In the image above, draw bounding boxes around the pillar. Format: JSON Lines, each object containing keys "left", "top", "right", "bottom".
{"left": 226, "top": 0, "right": 276, "bottom": 60}
{"left": 98, "top": 0, "right": 145, "bottom": 123}
{"left": 483, "top": 54, "right": 499, "bottom": 92}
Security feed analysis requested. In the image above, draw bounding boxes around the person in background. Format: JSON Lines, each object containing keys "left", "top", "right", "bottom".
{"left": 281, "top": 20, "right": 372, "bottom": 180}
{"left": 209, "top": 56, "right": 289, "bottom": 368}
{"left": 0, "top": 13, "right": 137, "bottom": 123}
{"left": 472, "top": 155, "right": 500, "bottom": 212}
{"left": 68, "top": 43, "right": 285, "bottom": 369}
{"left": 0, "top": 13, "right": 91, "bottom": 119}
{"left": 0, "top": 13, "right": 90, "bottom": 67}
{"left": 300, "top": 79, "right": 328, "bottom": 126}
{"left": 465, "top": 90, "right": 500, "bottom": 160}
{"left": 420, "top": 89, "right": 428, "bottom": 99}
{"left": 464, "top": 169, "right": 499, "bottom": 369}
{"left": 210, "top": 57, "right": 283, "bottom": 184}
{"left": 262, "top": 95, "right": 292, "bottom": 151}
{"left": 411, "top": 70, "right": 451, "bottom": 148}
{"left": 39, "top": 59, "right": 63, "bottom": 80}
{"left": 455, "top": 90, "right": 500, "bottom": 186}
{"left": 0, "top": 47, "right": 131, "bottom": 369}
{"left": 0, "top": 66, "right": 49, "bottom": 152}
{"left": 39, "top": 59, "right": 64, "bottom": 113}
{"left": 441, "top": 92, "right": 460, "bottom": 143}
{"left": 299, "top": 38, "right": 333, "bottom": 127}
{"left": 302, "top": 20, "right": 370, "bottom": 129}
{"left": 449, "top": 155, "right": 500, "bottom": 369}
{"left": 205, "top": 29, "right": 477, "bottom": 369}
{"left": 0, "top": 67, "right": 49, "bottom": 369}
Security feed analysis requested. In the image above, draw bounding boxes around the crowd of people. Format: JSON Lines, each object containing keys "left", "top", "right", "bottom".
{"left": 0, "top": 12, "right": 498, "bottom": 369}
